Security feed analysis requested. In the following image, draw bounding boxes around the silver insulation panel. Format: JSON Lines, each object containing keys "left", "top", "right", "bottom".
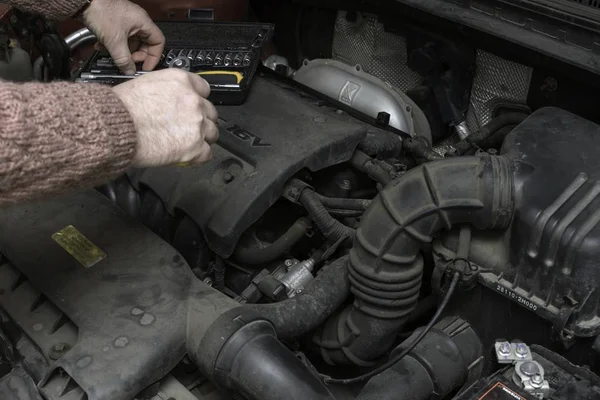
{"left": 466, "top": 50, "right": 533, "bottom": 131}
{"left": 332, "top": 11, "right": 423, "bottom": 93}
{"left": 332, "top": 11, "right": 533, "bottom": 133}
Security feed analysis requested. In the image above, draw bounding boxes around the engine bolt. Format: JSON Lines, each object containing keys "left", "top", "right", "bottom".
{"left": 531, "top": 374, "right": 543, "bottom": 385}
{"left": 284, "top": 259, "right": 294, "bottom": 267}
{"left": 519, "top": 361, "right": 540, "bottom": 376}
{"left": 49, "top": 342, "right": 70, "bottom": 360}
{"left": 498, "top": 342, "right": 511, "bottom": 355}
{"left": 340, "top": 180, "right": 352, "bottom": 191}
{"left": 203, "top": 277, "right": 213, "bottom": 287}
{"left": 515, "top": 343, "right": 528, "bottom": 357}
{"left": 174, "top": 59, "right": 184, "bottom": 68}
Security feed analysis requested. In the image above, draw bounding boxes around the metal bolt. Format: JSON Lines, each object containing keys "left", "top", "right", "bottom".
{"left": 520, "top": 361, "right": 540, "bottom": 376}
{"left": 516, "top": 343, "right": 528, "bottom": 356}
{"left": 49, "top": 343, "right": 70, "bottom": 360}
{"left": 224, "top": 172, "right": 234, "bottom": 183}
{"left": 531, "top": 374, "right": 543, "bottom": 385}
{"left": 340, "top": 180, "right": 352, "bottom": 191}
{"left": 203, "top": 277, "right": 213, "bottom": 287}
{"left": 174, "top": 59, "right": 184, "bottom": 67}
{"left": 498, "top": 342, "right": 511, "bottom": 355}
{"left": 284, "top": 259, "right": 294, "bottom": 267}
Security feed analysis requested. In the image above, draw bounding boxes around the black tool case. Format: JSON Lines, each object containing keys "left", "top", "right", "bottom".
{"left": 77, "top": 21, "right": 274, "bottom": 105}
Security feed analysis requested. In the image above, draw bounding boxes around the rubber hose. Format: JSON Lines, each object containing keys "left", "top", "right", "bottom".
{"left": 478, "top": 125, "right": 515, "bottom": 150}
{"left": 234, "top": 218, "right": 311, "bottom": 265}
{"left": 403, "top": 137, "right": 444, "bottom": 162}
{"left": 248, "top": 256, "right": 350, "bottom": 340}
{"left": 358, "top": 129, "right": 403, "bottom": 158}
{"left": 350, "top": 151, "right": 392, "bottom": 185}
{"left": 195, "top": 308, "right": 335, "bottom": 400}
{"left": 316, "top": 194, "right": 371, "bottom": 211}
{"left": 315, "top": 156, "right": 514, "bottom": 365}
{"left": 454, "top": 113, "right": 528, "bottom": 155}
{"left": 299, "top": 190, "right": 354, "bottom": 243}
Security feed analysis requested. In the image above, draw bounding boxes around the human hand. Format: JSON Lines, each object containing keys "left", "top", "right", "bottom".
{"left": 82, "top": 0, "right": 165, "bottom": 75}
{"left": 112, "top": 69, "right": 219, "bottom": 167}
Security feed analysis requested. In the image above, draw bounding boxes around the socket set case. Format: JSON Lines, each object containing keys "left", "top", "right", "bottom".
{"left": 77, "top": 21, "right": 274, "bottom": 105}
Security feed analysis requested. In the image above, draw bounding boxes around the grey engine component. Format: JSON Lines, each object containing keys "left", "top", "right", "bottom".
{"left": 0, "top": 46, "right": 32, "bottom": 82}
{"left": 293, "top": 58, "right": 431, "bottom": 140}
{"left": 0, "top": 191, "right": 334, "bottom": 400}
{"left": 436, "top": 108, "right": 600, "bottom": 341}
{"left": 121, "top": 75, "right": 370, "bottom": 258}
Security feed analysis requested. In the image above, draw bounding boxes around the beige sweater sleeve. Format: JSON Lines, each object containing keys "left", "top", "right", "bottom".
{"left": 0, "top": 82, "right": 137, "bottom": 206}
{"left": 4, "top": 0, "right": 88, "bottom": 20}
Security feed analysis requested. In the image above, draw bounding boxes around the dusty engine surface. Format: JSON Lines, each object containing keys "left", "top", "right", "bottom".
{"left": 109, "top": 73, "right": 372, "bottom": 258}
{"left": 5, "top": 2, "right": 600, "bottom": 398}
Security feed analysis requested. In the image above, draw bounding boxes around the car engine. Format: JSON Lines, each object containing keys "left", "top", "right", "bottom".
{"left": 2, "top": 1, "right": 600, "bottom": 400}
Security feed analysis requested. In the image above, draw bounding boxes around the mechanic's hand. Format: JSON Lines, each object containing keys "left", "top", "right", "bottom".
{"left": 82, "top": 0, "right": 165, "bottom": 75}
{"left": 113, "top": 69, "right": 219, "bottom": 167}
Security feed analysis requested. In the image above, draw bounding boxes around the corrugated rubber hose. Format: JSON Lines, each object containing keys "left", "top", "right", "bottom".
{"left": 314, "top": 155, "right": 514, "bottom": 365}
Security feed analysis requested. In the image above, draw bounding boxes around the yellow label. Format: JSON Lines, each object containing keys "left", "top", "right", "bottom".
{"left": 52, "top": 225, "right": 107, "bottom": 268}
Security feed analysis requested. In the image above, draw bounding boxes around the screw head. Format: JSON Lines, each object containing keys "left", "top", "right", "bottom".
{"left": 339, "top": 179, "right": 352, "bottom": 191}
{"left": 49, "top": 343, "right": 70, "bottom": 360}
{"left": 498, "top": 342, "right": 511, "bottom": 355}
{"left": 531, "top": 374, "right": 543, "bottom": 385}
{"left": 174, "top": 58, "right": 184, "bottom": 67}
{"left": 284, "top": 259, "right": 294, "bottom": 267}
{"left": 203, "top": 277, "right": 213, "bottom": 286}
{"left": 516, "top": 343, "right": 528, "bottom": 356}
{"left": 520, "top": 361, "right": 540, "bottom": 376}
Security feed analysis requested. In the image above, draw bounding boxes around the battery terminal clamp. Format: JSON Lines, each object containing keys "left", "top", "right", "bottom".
{"left": 495, "top": 341, "right": 550, "bottom": 399}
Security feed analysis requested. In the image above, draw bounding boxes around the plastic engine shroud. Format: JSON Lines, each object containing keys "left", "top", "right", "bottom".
{"left": 127, "top": 74, "right": 369, "bottom": 258}
{"left": 443, "top": 108, "right": 600, "bottom": 337}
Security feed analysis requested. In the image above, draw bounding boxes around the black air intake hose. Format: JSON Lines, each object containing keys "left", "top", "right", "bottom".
{"left": 357, "top": 317, "right": 483, "bottom": 400}
{"left": 299, "top": 189, "right": 355, "bottom": 243}
{"left": 316, "top": 156, "right": 514, "bottom": 365}
{"left": 194, "top": 309, "right": 335, "bottom": 400}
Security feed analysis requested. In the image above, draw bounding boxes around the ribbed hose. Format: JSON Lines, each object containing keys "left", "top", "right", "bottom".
{"left": 316, "top": 156, "right": 514, "bottom": 365}
{"left": 299, "top": 190, "right": 355, "bottom": 243}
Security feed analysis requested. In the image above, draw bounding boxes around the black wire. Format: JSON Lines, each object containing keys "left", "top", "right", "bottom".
{"left": 321, "top": 271, "right": 462, "bottom": 385}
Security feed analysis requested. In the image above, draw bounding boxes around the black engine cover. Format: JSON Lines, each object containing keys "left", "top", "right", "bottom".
{"left": 502, "top": 108, "right": 600, "bottom": 336}
{"left": 127, "top": 74, "right": 367, "bottom": 257}
{"left": 438, "top": 108, "right": 600, "bottom": 339}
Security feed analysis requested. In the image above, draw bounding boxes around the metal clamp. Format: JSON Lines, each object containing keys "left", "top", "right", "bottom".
{"left": 513, "top": 360, "right": 550, "bottom": 399}
{"left": 495, "top": 341, "right": 533, "bottom": 364}
{"left": 495, "top": 341, "right": 550, "bottom": 399}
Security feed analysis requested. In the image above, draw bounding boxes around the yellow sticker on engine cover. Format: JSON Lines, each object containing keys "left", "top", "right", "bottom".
{"left": 52, "top": 225, "right": 107, "bottom": 268}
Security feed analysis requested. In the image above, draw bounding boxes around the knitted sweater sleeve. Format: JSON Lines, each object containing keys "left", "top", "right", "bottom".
{"left": 0, "top": 82, "right": 137, "bottom": 206}
{"left": 4, "top": 0, "right": 88, "bottom": 20}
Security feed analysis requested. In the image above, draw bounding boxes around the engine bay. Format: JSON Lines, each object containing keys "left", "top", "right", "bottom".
{"left": 2, "top": 1, "right": 600, "bottom": 399}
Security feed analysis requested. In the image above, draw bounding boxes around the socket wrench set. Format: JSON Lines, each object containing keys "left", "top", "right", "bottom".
{"left": 77, "top": 21, "right": 274, "bottom": 105}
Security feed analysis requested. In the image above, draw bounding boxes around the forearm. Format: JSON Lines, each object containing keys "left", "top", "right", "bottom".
{"left": 4, "top": 0, "right": 87, "bottom": 20}
{"left": 0, "top": 81, "right": 137, "bottom": 206}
